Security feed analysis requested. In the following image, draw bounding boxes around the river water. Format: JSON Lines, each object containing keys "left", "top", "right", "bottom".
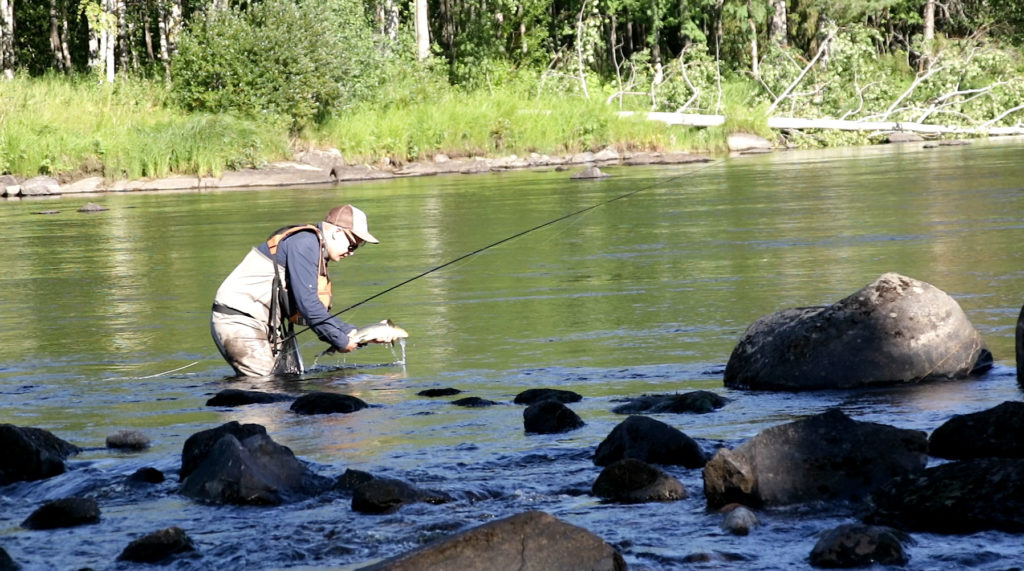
{"left": 1, "top": 139, "right": 1022, "bottom": 569}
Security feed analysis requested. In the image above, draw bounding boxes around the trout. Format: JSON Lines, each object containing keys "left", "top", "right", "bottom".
{"left": 349, "top": 319, "right": 409, "bottom": 347}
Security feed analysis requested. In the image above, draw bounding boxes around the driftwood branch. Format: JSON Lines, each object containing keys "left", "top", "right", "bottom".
{"left": 767, "top": 28, "right": 835, "bottom": 114}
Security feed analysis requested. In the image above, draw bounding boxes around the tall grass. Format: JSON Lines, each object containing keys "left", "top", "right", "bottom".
{"left": 316, "top": 90, "right": 715, "bottom": 164}
{"left": 0, "top": 75, "right": 290, "bottom": 179}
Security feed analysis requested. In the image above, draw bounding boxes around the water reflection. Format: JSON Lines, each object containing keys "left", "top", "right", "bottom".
{"left": 1, "top": 140, "right": 1023, "bottom": 569}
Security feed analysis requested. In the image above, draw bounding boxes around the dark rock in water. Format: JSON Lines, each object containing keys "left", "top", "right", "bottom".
{"left": 77, "top": 202, "right": 108, "bottom": 212}
{"left": 1016, "top": 303, "right": 1024, "bottom": 387}
{"left": 514, "top": 388, "right": 582, "bottom": 405}
{"left": 0, "top": 424, "right": 81, "bottom": 485}
{"left": 180, "top": 429, "right": 332, "bottom": 505}
{"left": 703, "top": 409, "right": 927, "bottom": 509}
{"left": 570, "top": 166, "right": 610, "bottom": 179}
{"left": 357, "top": 510, "right": 625, "bottom": 571}
{"left": 724, "top": 273, "right": 990, "bottom": 390}
{"left": 21, "top": 497, "right": 100, "bottom": 530}
{"left": 808, "top": 524, "right": 912, "bottom": 568}
{"left": 719, "top": 504, "right": 759, "bottom": 536}
{"left": 118, "top": 527, "right": 196, "bottom": 563}
{"left": 105, "top": 429, "right": 150, "bottom": 450}
{"left": 206, "top": 388, "right": 292, "bottom": 407}
{"left": 451, "top": 396, "right": 498, "bottom": 407}
{"left": 290, "top": 391, "right": 368, "bottom": 415}
{"left": 523, "top": 400, "right": 585, "bottom": 434}
{"left": 127, "top": 467, "right": 166, "bottom": 485}
{"left": 594, "top": 415, "right": 706, "bottom": 468}
{"left": 592, "top": 458, "right": 687, "bottom": 503}
{"left": 865, "top": 457, "right": 1024, "bottom": 533}
{"left": 929, "top": 401, "right": 1024, "bottom": 459}
{"left": 417, "top": 387, "right": 462, "bottom": 397}
{"left": 0, "top": 546, "right": 19, "bottom": 571}
{"left": 335, "top": 468, "right": 375, "bottom": 493}
{"left": 180, "top": 421, "right": 267, "bottom": 481}
{"left": 352, "top": 477, "right": 453, "bottom": 514}
{"left": 612, "top": 390, "right": 728, "bottom": 414}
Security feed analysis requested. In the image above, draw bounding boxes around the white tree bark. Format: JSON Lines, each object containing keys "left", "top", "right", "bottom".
{"left": 1, "top": 0, "right": 14, "bottom": 79}
{"left": 415, "top": 0, "right": 430, "bottom": 60}
{"left": 769, "top": 0, "right": 787, "bottom": 48}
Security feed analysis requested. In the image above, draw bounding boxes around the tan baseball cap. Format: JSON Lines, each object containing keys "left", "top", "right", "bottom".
{"left": 325, "top": 204, "right": 379, "bottom": 244}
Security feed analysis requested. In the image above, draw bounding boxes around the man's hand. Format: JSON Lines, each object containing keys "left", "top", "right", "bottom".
{"left": 336, "top": 338, "right": 359, "bottom": 352}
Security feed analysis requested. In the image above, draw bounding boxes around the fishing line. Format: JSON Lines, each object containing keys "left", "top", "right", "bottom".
{"left": 287, "top": 158, "right": 723, "bottom": 342}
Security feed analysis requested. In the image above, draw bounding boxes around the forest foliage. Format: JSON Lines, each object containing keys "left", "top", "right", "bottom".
{"left": 1, "top": 0, "right": 1023, "bottom": 177}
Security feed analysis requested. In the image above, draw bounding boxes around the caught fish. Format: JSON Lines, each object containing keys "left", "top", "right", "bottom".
{"left": 349, "top": 319, "right": 409, "bottom": 347}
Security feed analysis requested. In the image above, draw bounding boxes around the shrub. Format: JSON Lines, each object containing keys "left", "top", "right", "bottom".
{"left": 171, "top": 0, "right": 384, "bottom": 130}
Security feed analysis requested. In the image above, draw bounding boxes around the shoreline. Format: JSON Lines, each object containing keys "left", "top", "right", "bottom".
{"left": 0, "top": 148, "right": 715, "bottom": 199}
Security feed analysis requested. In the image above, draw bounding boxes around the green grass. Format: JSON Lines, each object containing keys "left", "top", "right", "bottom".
{"left": 314, "top": 90, "right": 716, "bottom": 164}
{"left": 1, "top": 74, "right": 737, "bottom": 181}
{"left": 0, "top": 75, "right": 290, "bottom": 180}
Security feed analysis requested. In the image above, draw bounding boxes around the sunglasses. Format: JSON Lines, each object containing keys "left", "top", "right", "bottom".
{"left": 337, "top": 229, "right": 361, "bottom": 253}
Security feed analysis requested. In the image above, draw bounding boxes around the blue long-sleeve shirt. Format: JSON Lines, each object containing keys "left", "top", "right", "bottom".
{"left": 257, "top": 225, "right": 355, "bottom": 349}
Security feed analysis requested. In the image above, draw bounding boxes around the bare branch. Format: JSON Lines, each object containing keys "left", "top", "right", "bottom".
{"left": 768, "top": 28, "right": 836, "bottom": 115}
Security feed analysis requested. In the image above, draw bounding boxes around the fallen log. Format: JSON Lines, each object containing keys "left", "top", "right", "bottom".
{"left": 618, "top": 111, "right": 1024, "bottom": 137}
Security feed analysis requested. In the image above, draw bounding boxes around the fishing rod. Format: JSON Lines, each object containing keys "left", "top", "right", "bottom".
{"left": 285, "top": 158, "right": 723, "bottom": 343}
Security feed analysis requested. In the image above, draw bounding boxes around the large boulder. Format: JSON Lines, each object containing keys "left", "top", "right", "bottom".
{"left": 594, "top": 415, "right": 706, "bottom": 468}
{"left": 118, "top": 527, "right": 197, "bottom": 563}
{"left": 514, "top": 388, "right": 582, "bottom": 405}
{"left": 357, "top": 510, "right": 625, "bottom": 571}
{"left": 0, "top": 424, "right": 80, "bottom": 485}
{"left": 179, "top": 422, "right": 331, "bottom": 505}
{"left": 929, "top": 401, "right": 1024, "bottom": 459}
{"left": 724, "top": 273, "right": 991, "bottom": 390}
{"left": 290, "top": 392, "right": 368, "bottom": 415}
{"left": 865, "top": 457, "right": 1024, "bottom": 533}
{"left": 703, "top": 409, "right": 928, "bottom": 508}
{"left": 1016, "top": 303, "right": 1024, "bottom": 386}
{"left": 19, "top": 176, "right": 61, "bottom": 197}
{"left": 179, "top": 421, "right": 266, "bottom": 481}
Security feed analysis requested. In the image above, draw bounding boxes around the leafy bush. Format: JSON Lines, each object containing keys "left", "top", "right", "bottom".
{"left": 171, "top": 0, "right": 385, "bottom": 130}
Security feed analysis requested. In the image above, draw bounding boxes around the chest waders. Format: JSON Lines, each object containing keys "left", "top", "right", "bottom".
{"left": 265, "top": 225, "right": 333, "bottom": 373}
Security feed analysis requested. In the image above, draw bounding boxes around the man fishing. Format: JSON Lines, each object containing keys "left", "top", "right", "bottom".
{"left": 210, "top": 204, "right": 394, "bottom": 377}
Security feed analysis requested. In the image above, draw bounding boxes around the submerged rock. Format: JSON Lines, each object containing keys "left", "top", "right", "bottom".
{"left": 809, "top": 524, "right": 912, "bottom": 568}
{"left": 594, "top": 415, "right": 706, "bottom": 468}
{"left": 206, "top": 388, "right": 292, "bottom": 407}
{"left": 290, "top": 391, "right": 368, "bottom": 415}
{"left": 0, "top": 546, "right": 19, "bottom": 571}
{"left": 611, "top": 390, "right": 728, "bottom": 414}
{"left": 724, "top": 273, "right": 991, "bottom": 390}
{"left": 357, "top": 510, "right": 625, "bottom": 571}
{"left": 865, "top": 457, "right": 1024, "bottom": 533}
{"left": 21, "top": 497, "right": 100, "bottom": 530}
{"left": 720, "top": 505, "right": 759, "bottom": 536}
{"left": 451, "top": 397, "right": 498, "bottom": 407}
{"left": 514, "top": 388, "right": 582, "bottom": 405}
{"left": 105, "top": 429, "right": 150, "bottom": 450}
{"left": 523, "top": 400, "right": 585, "bottom": 434}
{"left": 351, "top": 476, "right": 453, "bottom": 515}
{"left": 703, "top": 409, "right": 927, "bottom": 508}
{"left": 929, "top": 401, "right": 1024, "bottom": 459}
{"left": 417, "top": 387, "right": 462, "bottom": 397}
{"left": 591, "top": 458, "right": 687, "bottom": 503}
{"left": 0, "top": 424, "right": 81, "bottom": 485}
{"left": 118, "top": 527, "right": 196, "bottom": 563}
{"left": 570, "top": 166, "right": 610, "bottom": 179}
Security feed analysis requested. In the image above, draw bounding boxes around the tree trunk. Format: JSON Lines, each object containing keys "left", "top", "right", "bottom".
{"left": 748, "top": 0, "right": 758, "bottom": 79}
{"left": 143, "top": 0, "right": 154, "bottom": 61}
{"left": 923, "top": 0, "right": 935, "bottom": 41}
{"left": 159, "top": 0, "right": 182, "bottom": 82}
{"left": 377, "top": 0, "right": 398, "bottom": 44}
{"left": 769, "top": 0, "right": 787, "bottom": 48}
{"left": 1, "top": 0, "right": 14, "bottom": 79}
{"left": 415, "top": 0, "right": 429, "bottom": 60}
{"left": 49, "top": 0, "right": 65, "bottom": 72}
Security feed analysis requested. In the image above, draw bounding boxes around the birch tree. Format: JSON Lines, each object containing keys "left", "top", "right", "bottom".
{"left": 0, "top": 0, "right": 13, "bottom": 79}
{"left": 158, "top": 0, "right": 182, "bottom": 81}
{"left": 415, "top": 0, "right": 429, "bottom": 60}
